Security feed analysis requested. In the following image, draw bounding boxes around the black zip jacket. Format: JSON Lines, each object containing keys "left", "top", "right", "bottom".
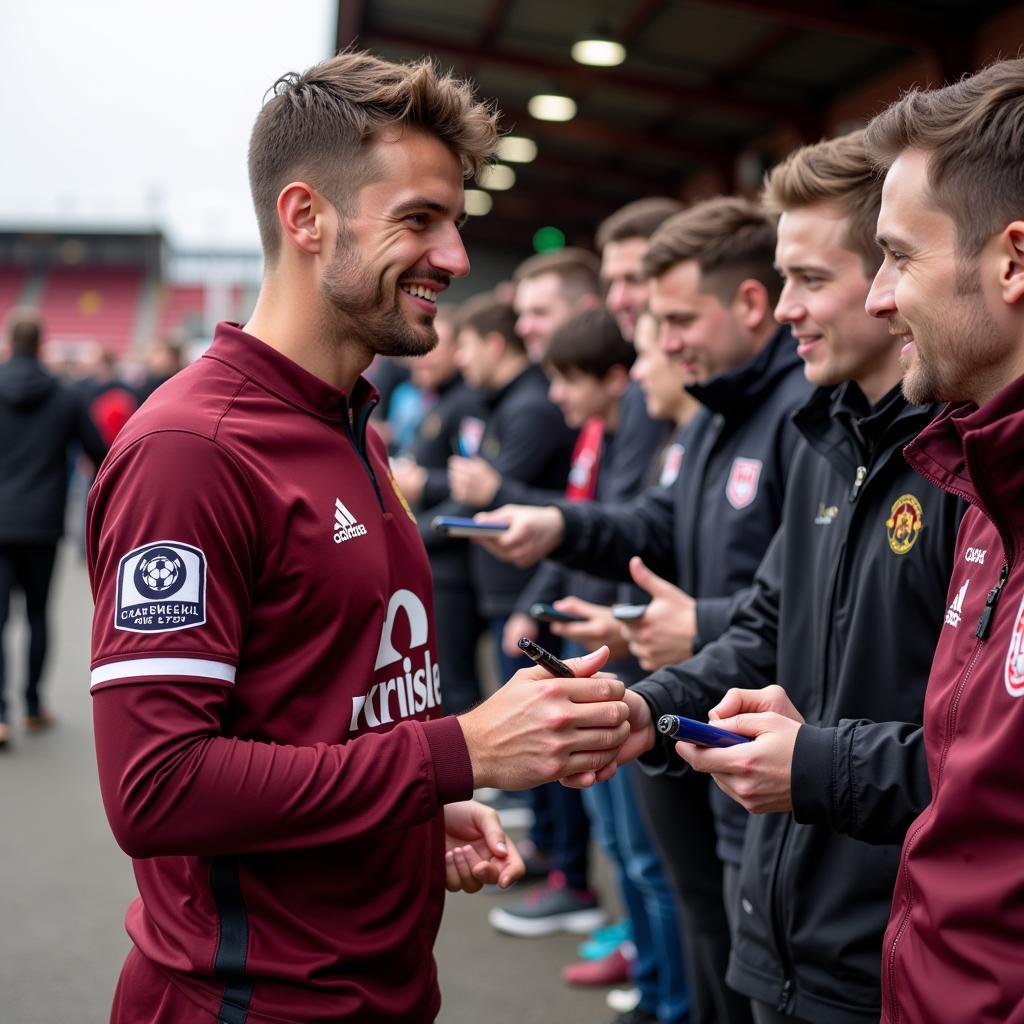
{"left": 430, "top": 363, "right": 576, "bottom": 617}
{"left": 553, "top": 327, "right": 812, "bottom": 857}
{"left": 633, "top": 382, "right": 964, "bottom": 1023}
{"left": 0, "top": 354, "right": 107, "bottom": 542}
{"left": 409, "top": 373, "right": 488, "bottom": 587}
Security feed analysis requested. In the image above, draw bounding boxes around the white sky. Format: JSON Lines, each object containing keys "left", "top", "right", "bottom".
{"left": 0, "top": 0, "right": 335, "bottom": 251}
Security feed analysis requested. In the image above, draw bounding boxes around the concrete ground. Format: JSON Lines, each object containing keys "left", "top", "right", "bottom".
{"left": 0, "top": 549, "right": 622, "bottom": 1024}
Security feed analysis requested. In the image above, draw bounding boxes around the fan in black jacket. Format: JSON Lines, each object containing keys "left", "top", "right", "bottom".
{"left": 0, "top": 313, "right": 107, "bottom": 744}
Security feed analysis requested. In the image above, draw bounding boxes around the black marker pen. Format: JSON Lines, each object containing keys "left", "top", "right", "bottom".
{"left": 518, "top": 637, "right": 575, "bottom": 678}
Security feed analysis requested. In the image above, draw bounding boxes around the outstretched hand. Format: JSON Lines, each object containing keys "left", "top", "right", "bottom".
{"left": 621, "top": 557, "right": 697, "bottom": 671}
{"left": 444, "top": 800, "right": 525, "bottom": 892}
{"left": 472, "top": 505, "right": 565, "bottom": 568}
{"left": 548, "top": 597, "right": 631, "bottom": 660}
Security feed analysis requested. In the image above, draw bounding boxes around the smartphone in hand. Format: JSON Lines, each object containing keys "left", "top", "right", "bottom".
{"left": 611, "top": 603, "right": 647, "bottom": 621}
{"left": 529, "top": 602, "right": 587, "bottom": 624}
{"left": 430, "top": 516, "right": 509, "bottom": 538}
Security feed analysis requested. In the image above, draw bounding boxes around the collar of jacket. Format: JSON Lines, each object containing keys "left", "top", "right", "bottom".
{"left": 484, "top": 362, "right": 545, "bottom": 409}
{"left": 904, "top": 373, "right": 1024, "bottom": 556}
{"left": 793, "top": 380, "right": 939, "bottom": 478}
{"left": 685, "top": 325, "right": 800, "bottom": 418}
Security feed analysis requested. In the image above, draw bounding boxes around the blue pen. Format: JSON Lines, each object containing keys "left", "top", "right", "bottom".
{"left": 657, "top": 714, "right": 751, "bottom": 747}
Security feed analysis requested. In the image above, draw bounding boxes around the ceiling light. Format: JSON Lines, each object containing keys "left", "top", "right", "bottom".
{"left": 497, "top": 136, "right": 538, "bottom": 163}
{"left": 528, "top": 93, "right": 577, "bottom": 122}
{"left": 571, "top": 35, "right": 626, "bottom": 67}
{"left": 464, "top": 190, "right": 493, "bottom": 216}
{"left": 477, "top": 164, "right": 516, "bottom": 191}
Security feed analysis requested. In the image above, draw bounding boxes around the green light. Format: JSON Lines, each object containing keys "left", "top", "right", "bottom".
{"left": 532, "top": 226, "right": 566, "bottom": 253}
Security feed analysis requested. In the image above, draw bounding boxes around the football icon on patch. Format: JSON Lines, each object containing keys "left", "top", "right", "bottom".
{"left": 116, "top": 540, "right": 206, "bottom": 633}
{"left": 135, "top": 548, "right": 186, "bottom": 599}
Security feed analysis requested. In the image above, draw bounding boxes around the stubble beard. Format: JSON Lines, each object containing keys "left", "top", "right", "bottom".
{"left": 320, "top": 231, "right": 438, "bottom": 360}
{"left": 900, "top": 267, "right": 1003, "bottom": 406}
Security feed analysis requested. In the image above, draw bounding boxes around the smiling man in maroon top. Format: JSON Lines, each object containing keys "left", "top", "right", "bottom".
{"left": 87, "top": 51, "right": 631, "bottom": 1024}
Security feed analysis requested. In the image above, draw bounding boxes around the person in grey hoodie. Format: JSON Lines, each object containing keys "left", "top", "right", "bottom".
{"left": 0, "top": 311, "right": 107, "bottom": 746}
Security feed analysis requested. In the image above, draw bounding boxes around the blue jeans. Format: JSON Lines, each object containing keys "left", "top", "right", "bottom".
{"left": 490, "top": 619, "right": 591, "bottom": 891}
{"left": 560, "top": 639, "right": 689, "bottom": 1021}
{"left": 584, "top": 765, "right": 691, "bottom": 1024}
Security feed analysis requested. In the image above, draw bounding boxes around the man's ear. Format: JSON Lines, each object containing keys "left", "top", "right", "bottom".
{"left": 732, "top": 279, "right": 770, "bottom": 330}
{"left": 605, "top": 364, "right": 631, "bottom": 399}
{"left": 484, "top": 330, "right": 509, "bottom": 360}
{"left": 999, "top": 222, "right": 1024, "bottom": 306}
{"left": 276, "top": 182, "right": 332, "bottom": 257}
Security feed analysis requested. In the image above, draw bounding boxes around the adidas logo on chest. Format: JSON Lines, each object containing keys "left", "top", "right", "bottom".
{"left": 334, "top": 498, "right": 368, "bottom": 544}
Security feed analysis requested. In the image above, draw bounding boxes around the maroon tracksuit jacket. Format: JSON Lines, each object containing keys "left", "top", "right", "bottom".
{"left": 884, "top": 375, "right": 1024, "bottom": 1023}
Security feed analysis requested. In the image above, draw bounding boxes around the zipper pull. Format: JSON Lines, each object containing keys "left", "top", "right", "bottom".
{"left": 848, "top": 465, "right": 867, "bottom": 503}
{"left": 777, "top": 979, "right": 793, "bottom": 1012}
{"left": 977, "top": 562, "right": 1010, "bottom": 639}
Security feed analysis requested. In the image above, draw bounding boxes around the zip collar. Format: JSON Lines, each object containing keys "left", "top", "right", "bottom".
{"left": 686, "top": 326, "right": 801, "bottom": 418}
{"left": 202, "top": 322, "right": 379, "bottom": 423}
{"left": 904, "top": 373, "right": 1024, "bottom": 559}
{"left": 794, "top": 381, "right": 939, "bottom": 479}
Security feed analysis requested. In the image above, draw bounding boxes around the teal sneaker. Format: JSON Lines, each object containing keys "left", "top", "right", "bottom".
{"left": 578, "top": 918, "right": 632, "bottom": 960}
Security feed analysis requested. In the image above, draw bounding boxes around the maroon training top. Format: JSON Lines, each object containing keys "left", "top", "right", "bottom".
{"left": 88, "top": 323, "right": 474, "bottom": 1023}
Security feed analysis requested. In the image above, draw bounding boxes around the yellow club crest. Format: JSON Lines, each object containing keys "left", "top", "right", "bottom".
{"left": 886, "top": 493, "right": 923, "bottom": 555}
{"left": 387, "top": 467, "right": 418, "bottom": 523}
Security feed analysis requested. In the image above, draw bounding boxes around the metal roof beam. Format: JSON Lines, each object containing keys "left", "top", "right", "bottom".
{"left": 366, "top": 28, "right": 802, "bottom": 125}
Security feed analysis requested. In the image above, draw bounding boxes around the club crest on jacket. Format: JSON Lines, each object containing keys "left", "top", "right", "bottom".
{"left": 886, "top": 494, "right": 923, "bottom": 555}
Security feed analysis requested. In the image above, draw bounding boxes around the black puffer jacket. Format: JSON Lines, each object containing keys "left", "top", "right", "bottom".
{"left": 0, "top": 355, "right": 107, "bottom": 542}
{"left": 634, "top": 383, "right": 964, "bottom": 1022}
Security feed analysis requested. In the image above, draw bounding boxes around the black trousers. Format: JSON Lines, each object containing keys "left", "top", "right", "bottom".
{"left": 633, "top": 768, "right": 753, "bottom": 1024}
{"left": 0, "top": 542, "right": 59, "bottom": 722}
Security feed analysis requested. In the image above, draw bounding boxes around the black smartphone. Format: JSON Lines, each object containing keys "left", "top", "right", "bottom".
{"left": 611, "top": 603, "right": 647, "bottom": 621}
{"left": 529, "top": 602, "right": 587, "bottom": 624}
{"left": 430, "top": 515, "right": 509, "bottom": 537}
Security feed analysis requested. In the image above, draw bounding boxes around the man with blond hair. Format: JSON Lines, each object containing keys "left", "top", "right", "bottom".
{"left": 86, "top": 51, "right": 631, "bottom": 1023}
{"left": 599, "top": 131, "right": 962, "bottom": 1023}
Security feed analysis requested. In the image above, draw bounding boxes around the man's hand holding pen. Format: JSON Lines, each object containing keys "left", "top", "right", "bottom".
{"left": 457, "top": 645, "right": 631, "bottom": 791}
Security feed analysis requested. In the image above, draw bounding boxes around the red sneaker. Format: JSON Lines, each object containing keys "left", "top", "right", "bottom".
{"left": 561, "top": 946, "right": 633, "bottom": 987}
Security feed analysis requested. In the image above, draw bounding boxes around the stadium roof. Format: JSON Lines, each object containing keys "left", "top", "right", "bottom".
{"left": 338, "top": 0, "right": 1020, "bottom": 252}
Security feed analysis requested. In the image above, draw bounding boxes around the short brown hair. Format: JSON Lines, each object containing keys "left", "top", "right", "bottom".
{"left": 545, "top": 308, "right": 635, "bottom": 378}
{"left": 457, "top": 294, "right": 524, "bottom": 354}
{"left": 864, "top": 57, "right": 1024, "bottom": 258}
{"left": 762, "top": 130, "right": 882, "bottom": 275}
{"left": 7, "top": 310, "right": 41, "bottom": 357}
{"left": 512, "top": 248, "right": 601, "bottom": 303}
{"left": 595, "top": 197, "right": 685, "bottom": 251}
{"left": 248, "top": 49, "right": 499, "bottom": 259}
{"left": 642, "top": 196, "right": 780, "bottom": 304}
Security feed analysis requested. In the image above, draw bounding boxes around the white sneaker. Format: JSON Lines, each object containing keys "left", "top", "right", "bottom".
{"left": 606, "top": 987, "right": 641, "bottom": 1013}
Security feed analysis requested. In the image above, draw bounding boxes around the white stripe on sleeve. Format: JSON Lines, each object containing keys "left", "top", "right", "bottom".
{"left": 90, "top": 657, "right": 237, "bottom": 689}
